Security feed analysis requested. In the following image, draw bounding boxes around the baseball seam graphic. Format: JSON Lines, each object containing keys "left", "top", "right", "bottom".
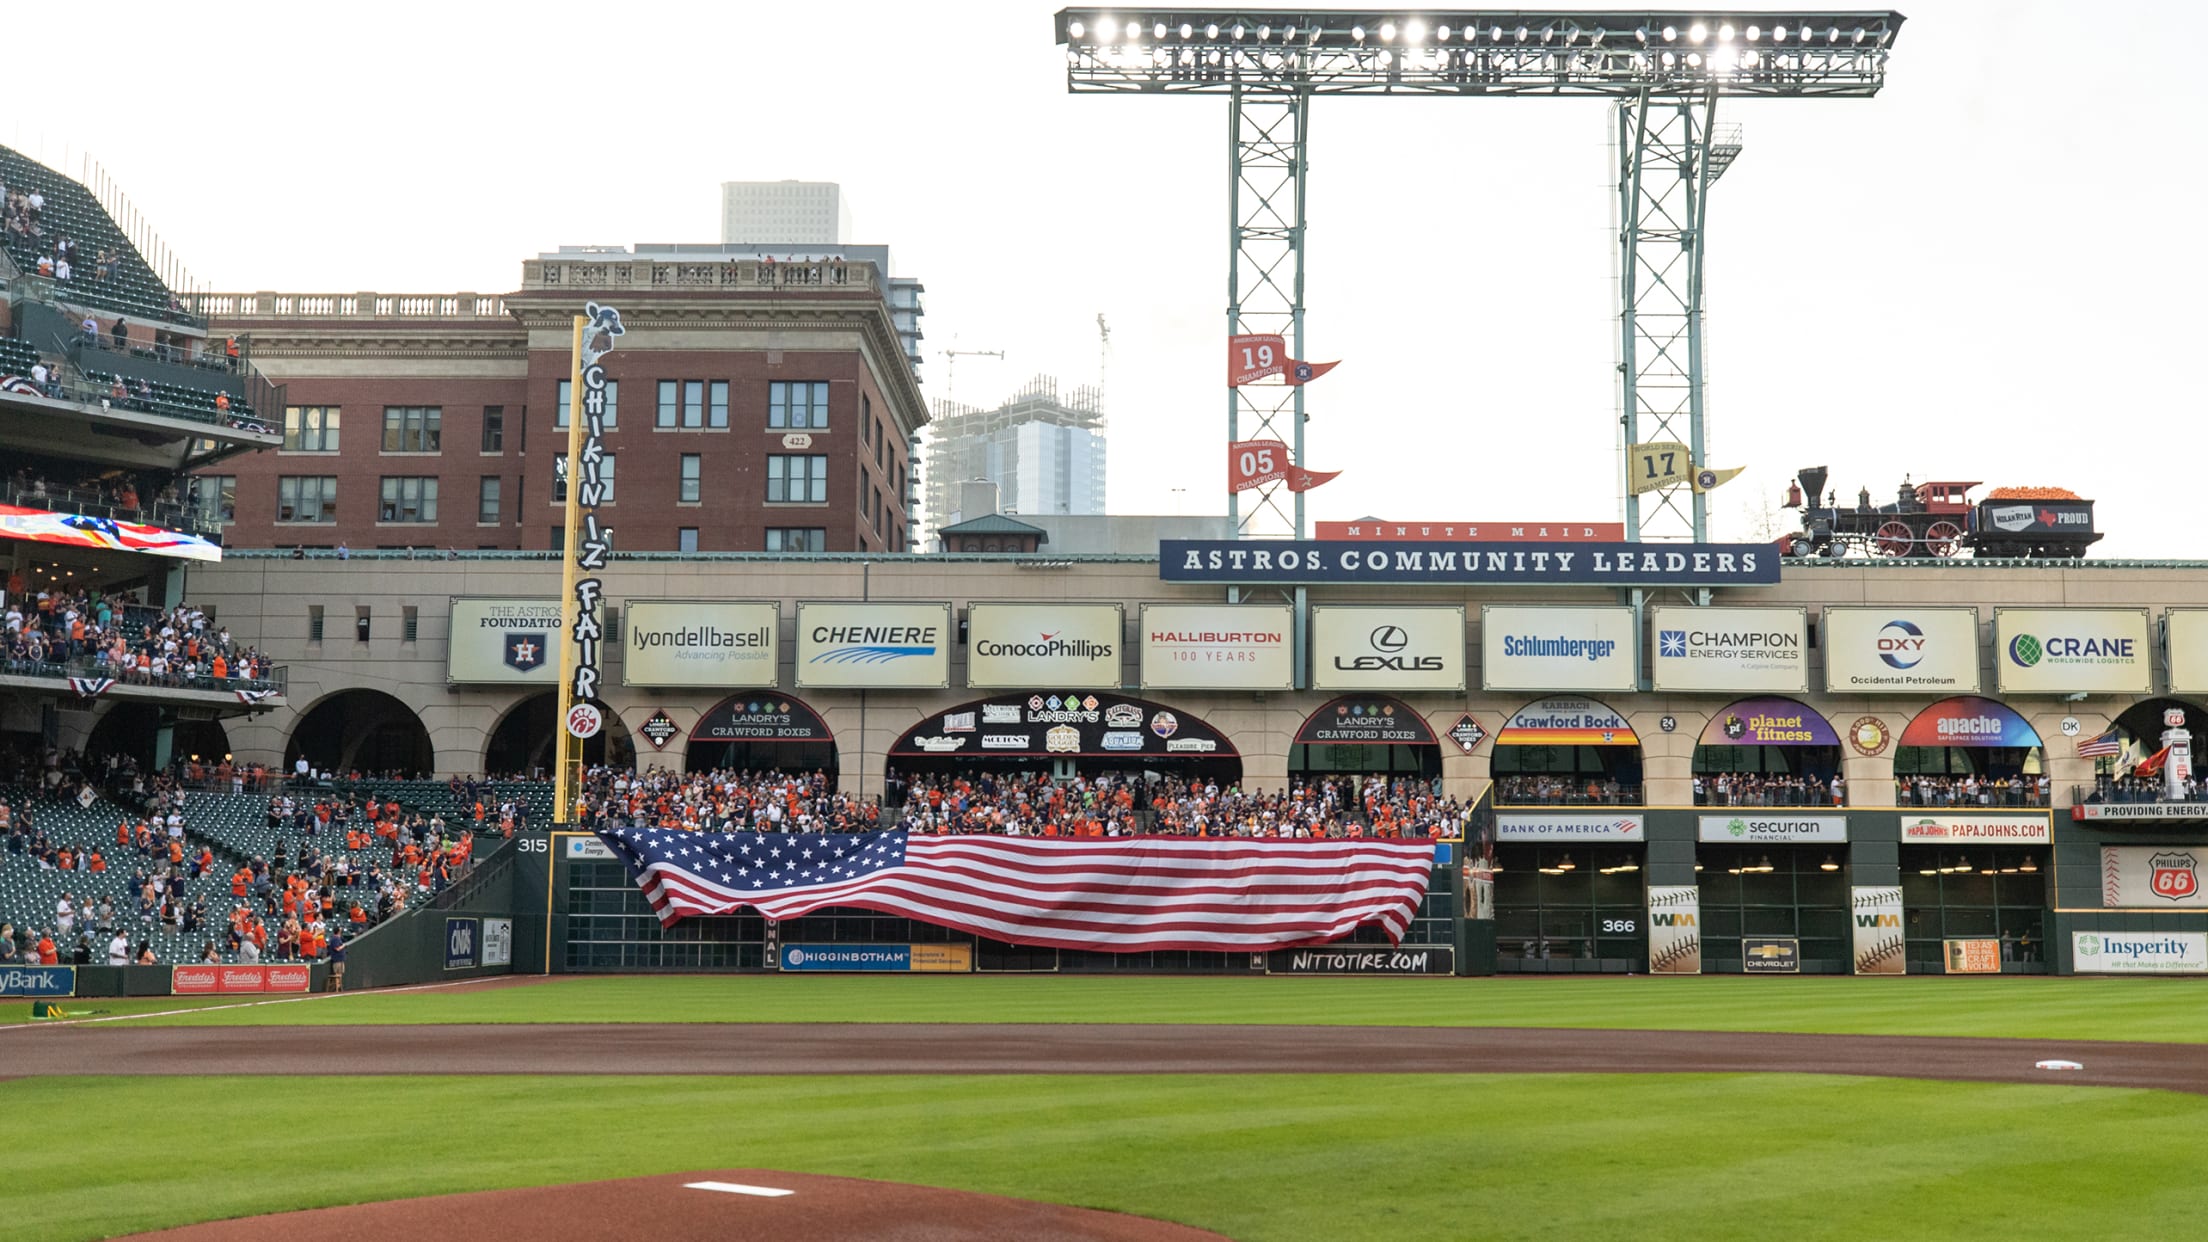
{"left": 2103, "top": 848, "right": 2122, "bottom": 905}
{"left": 1649, "top": 935, "right": 1699, "bottom": 972}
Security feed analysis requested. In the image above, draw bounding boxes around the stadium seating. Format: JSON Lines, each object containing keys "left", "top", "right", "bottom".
{"left": 79, "top": 366, "right": 257, "bottom": 425}
{"left": 0, "top": 145, "right": 197, "bottom": 325}
{"left": 0, "top": 334, "right": 43, "bottom": 379}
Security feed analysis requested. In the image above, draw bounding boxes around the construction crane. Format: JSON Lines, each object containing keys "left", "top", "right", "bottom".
{"left": 1096, "top": 313, "right": 1111, "bottom": 420}
{"left": 939, "top": 347, "right": 1005, "bottom": 404}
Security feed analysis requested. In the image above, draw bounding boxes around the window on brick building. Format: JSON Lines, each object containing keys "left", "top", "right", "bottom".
{"left": 679, "top": 454, "right": 702, "bottom": 503}
{"left": 283, "top": 406, "right": 340, "bottom": 453}
{"left": 766, "top": 455, "right": 826, "bottom": 503}
{"left": 481, "top": 406, "right": 505, "bottom": 453}
{"left": 382, "top": 406, "right": 441, "bottom": 453}
{"left": 765, "top": 527, "right": 827, "bottom": 552}
{"left": 379, "top": 476, "right": 439, "bottom": 523}
{"left": 555, "top": 380, "right": 617, "bottom": 429}
{"left": 678, "top": 527, "right": 699, "bottom": 553}
{"left": 478, "top": 476, "right": 502, "bottom": 524}
{"left": 277, "top": 476, "right": 338, "bottom": 523}
{"left": 769, "top": 381, "right": 829, "bottom": 429}
{"left": 186, "top": 475, "right": 236, "bottom": 524}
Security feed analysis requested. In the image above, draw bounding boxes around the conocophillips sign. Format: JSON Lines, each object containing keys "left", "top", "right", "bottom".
{"left": 1310, "top": 606, "right": 1465, "bottom": 691}
{"left": 622, "top": 600, "right": 778, "bottom": 688}
{"left": 1650, "top": 606, "right": 1808, "bottom": 693}
{"left": 795, "top": 602, "right": 951, "bottom": 689}
{"left": 1821, "top": 607, "right": 1981, "bottom": 694}
{"left": 1479, "top": 605, "right": 1638, "bottom": 692}
{"left": 1139, "top": 604, "right": 1294, "bottom": 691}
{"left": 1994, "top": 609, "right": 2150, "bottom": 694}
{"left": 965, "top": 603, "right": 1123, "bottom": 688}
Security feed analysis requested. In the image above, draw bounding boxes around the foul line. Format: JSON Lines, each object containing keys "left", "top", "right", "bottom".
{"left": 0, "top": 978, "right": 495, "bottom": 1033}
{"left": 686, "top": 1182, "right": 795, "bottom": 1198}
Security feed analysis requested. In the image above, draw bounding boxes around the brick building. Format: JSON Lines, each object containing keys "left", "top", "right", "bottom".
{"left": 195, "top": 247, "right": 925, "bottom": 554}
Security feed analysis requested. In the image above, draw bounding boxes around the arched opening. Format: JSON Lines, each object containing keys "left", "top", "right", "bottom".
{"left": 1289, "top": 695, "right": 1442, "bottom": 780}
{"left": 483, "top": 692, "right": 635, "bottom": 777}
{"left": 84, "top": 703, "right": 231, "bottom": 774}
{"left": 2085, "top": 698, "right": 2208, "bottom": 805}
{"left": 1692, "top": 697, "right": 1842, "bottom": 806}
{"left": 1491, "top": 697, "right": 1643, "bottom": 806}
{"left": 1893, "top": 696, "right": 2046, "bottom": 807}
{"left": 685, "top": 694, "right": 839, "bottom": 780}
{"left": 285, "top": 689, "right": 434, "bottom": 778}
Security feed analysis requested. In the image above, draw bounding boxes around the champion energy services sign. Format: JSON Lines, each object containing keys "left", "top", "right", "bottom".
{"left": 965, "top": 603, "right": 1124, "bottom": 688}
{"left": 621, "top": 601, "right": 778, "bottom": 688}
{"left": 1309, "top": 606, "right": 1465, "bottom": 691}
{"left": 1993, "top": 609, "right": 2151, "bottom": 695}
{"left": 1479, "top": 605, "right": 1638, "bottom": 692}
{"left": 1821, "top": 607, "right": 1981, "bottom": 694}
{"left": 1158, "top": 540, "right": 1781, "bottom": 586}
{"left": 795, "top": 603, "right": 951, "bottom": 689}
{"left": 1650, "top": 606, "right": 1809, "bottom": 693}
{"left": 1139, "top": 604, "right": 1294, "bottom": 691}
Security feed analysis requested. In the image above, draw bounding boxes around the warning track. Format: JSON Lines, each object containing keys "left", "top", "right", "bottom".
{"left": 8, "top": 1023, "right": 2204, "bottom": 1094}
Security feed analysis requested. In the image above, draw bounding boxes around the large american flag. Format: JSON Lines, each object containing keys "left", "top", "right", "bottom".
{"left": 595, "top": 827, "right": 1436, "bottom": 952}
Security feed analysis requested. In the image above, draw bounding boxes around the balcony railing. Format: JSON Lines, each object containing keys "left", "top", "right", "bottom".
{"left": 2074, "top": 782, "right": 2206, "bottom": 808}
{"left": 0, "top": 655, "right": 283, "bottom": 696}
{"left": 1, "top": 482, "right": 227, "bottom": 539}
{"left": 187, "top": 292, "right": 509, "bottom": 319}
{"left": 1893, "top": 783, "right": 2050, "bottom": 809}
{"left": 1493, "top": 780, "right": 1643, "bottom": 808}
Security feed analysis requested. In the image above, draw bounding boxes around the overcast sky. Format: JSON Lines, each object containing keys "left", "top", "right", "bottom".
{"left": 16, "top": 1, "right": 2202, "bottom": 557}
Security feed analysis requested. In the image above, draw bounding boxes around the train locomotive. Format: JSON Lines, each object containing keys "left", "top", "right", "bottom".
{"left": 1781, "top": 465, "right": 2101, "bottom": 559}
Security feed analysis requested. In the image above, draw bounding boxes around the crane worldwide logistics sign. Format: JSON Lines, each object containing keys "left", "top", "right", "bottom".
{"left": 1993, "top": 609, "right": 2151, "bottom": 694}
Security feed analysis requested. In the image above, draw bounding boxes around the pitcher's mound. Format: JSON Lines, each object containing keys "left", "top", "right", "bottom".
{"left": 120, "top": 1168, "right": 1230, "bottom": 1241}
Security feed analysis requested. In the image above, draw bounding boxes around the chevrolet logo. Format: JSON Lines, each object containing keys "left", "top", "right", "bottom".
{"left": 1748, "top": 944, "right": 1791, "bottom": 959}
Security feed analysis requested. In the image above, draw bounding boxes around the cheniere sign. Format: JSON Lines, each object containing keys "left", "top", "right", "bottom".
{"left": 1159, "top": 540, "right": 1780, "bottom": 586}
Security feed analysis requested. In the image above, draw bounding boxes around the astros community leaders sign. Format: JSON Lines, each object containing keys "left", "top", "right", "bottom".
{"left": 965, "top": 603, "right": 1123, "bottom": 688}
{"left": 1821, "top": 607, "right": 1981, "bottom": 693}
{"left": 621, "top": 600, "right": 778, "bottom": 688}
{"left": 1158, "top": 540, "right": 1780, "bottom": 586}
{"left": 795, "top": 602, "right": 951, "bottom": 689}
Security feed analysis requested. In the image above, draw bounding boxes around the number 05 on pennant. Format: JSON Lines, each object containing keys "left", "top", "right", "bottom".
{"left": 1229, "top": 439, "right": 1342, "bottom": 494}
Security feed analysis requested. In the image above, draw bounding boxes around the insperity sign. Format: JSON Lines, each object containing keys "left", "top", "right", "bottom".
{"left": 1159, "top": 540, "right": 1780, "bottom": 586}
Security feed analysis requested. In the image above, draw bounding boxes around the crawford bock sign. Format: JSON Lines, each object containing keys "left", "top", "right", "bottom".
{"left": 1650, "top": 606, "right": 1809, "bottom": 693}
{"left": 1821, "top": 607, "right": 1981, "bottom": 694}
{"left": 1309, "top": 606, "right": 1465, "bottom": 691}
{"left": 1139, "top": 604, "right": 1294, "bottom": 691}
{"left": 964, "top": 603, "right": 1123, "bottom": 688}
{"left": 1993, "top": 608, "right": 2151, "bottom": 695}
{"left": 1158, "top": 540, "right": 1780, "bottom": 586}
{"left": 621, "top": 600, "right": 779, "bottom": 688}
{"left": 795, "top": 603, "right": 951, "bottom": 689}
{"left": 1480, "top": 605, "right": 1638, "bottom": 693}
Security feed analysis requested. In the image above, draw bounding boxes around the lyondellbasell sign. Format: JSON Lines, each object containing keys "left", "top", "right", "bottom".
{"left": 1158, "top": 540, "right": 1780, "bottom": 586}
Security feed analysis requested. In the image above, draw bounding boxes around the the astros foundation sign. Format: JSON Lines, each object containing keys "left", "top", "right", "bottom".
{"left": 1159, "top": 540, "right": 1779, "bottom": 586}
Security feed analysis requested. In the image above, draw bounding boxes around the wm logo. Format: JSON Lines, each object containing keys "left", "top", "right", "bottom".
{"left": 1854, "top": 914, "right": 1901, "bottom": 928}
{"left": 1653, "top": 912, "right": 1697, "bottom": 927}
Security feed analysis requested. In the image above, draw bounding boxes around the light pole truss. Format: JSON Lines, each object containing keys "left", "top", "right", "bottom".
{"left": 1055, "top": 11, "right": 1901, "bottom": 98}
{"left": 1057, "top": 9, "right": 1900, "bottom": 544}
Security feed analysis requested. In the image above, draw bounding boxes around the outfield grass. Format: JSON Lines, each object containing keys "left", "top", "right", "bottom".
{"left": 4, "top": 1072, "right": 2203, "bottom": 1242}
{"left": 14, "top": 974, "right": 2203, "bottom": 1042}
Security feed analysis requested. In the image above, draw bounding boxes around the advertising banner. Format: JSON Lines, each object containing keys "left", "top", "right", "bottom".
{"left": 2071, "top": 931, "right": 2208, "bottom": 975}
{"left": 1944, "top": 938, "right": 2003, "bottom": 974}
{"left": 795, "top": 603, "right": 951, "bottom": 689}
{"left": 1743, "top": 937, "right": 1801, "bottom": 973}
{"left": 1993, "top": 609, "right": 2151, "bottom": 695}
{"left": 690, "top": 695, "right": 833, "bottom": 744}
{"left": 2100, "top": 846, "right": 2205, "bottom": 908}
{"left": 1267, "top": 945, "right": 1453, "bottom": 975}
{"left": 1821, "top": 607, "right": 1981, "bottom": 694}
{"left": 1698, "top": 814, "right": 1848, "bottom": 844}
{"left": 565, "top": 835, "right": 615, "bottom": 860}
{"left": 444, "top": 917, "right": 479, "bottom": 970}
{"left": 1161, "top": 540, "right": 1780, "bottom": 587}
{"left": 1496, "top": 813, "right": 1647, "bottom": 843}
{"left": 1311, "top": 606, "right": 1466, "bottom": 691}
{"left": 447, "top": 598, "right": 565, "bottom": 684}
{"left": 1650, "top": 606, "right": 1809, "bottom": 693}
{"left": 621, "top": 601, "right": 778, "bottom": 688}
{"left": 965, "top": 603, "right": 1124, "bottom": 688}
{"left": 1648, "top": 886, "right": 1702, "bottom": 975}
{"left": 0, "top": 965, "right": 74, "bottom": 997}
{"left": 2168, "top": 609, "right": 2208, "bottom": 695}
{"left": 481, "top": 918, "right": 513, "bottom": 968}
{"left": 891, "top": 693, "right": 1233, "bottom": 760}
{"left": 910, "top": 943, "right": 974, "bottom": 972}
{"left": 1297, "top": 697, "right": 1437, "bottom": 746}
{"left": 1851, "top": 886, "right": 1905, "bottom": 975}
{"left": 1316, "top": 520, "right": 1624, "bottom": 543}
{"left": 1495, "top": 697, "right": 1638, "bottom": 746}
{"left": 1480, "top": 606, "right": 1639, "bottom": 693}
{"left": 170, "top": 964, "right": 312, "bottom": 995}
{"left": 779, "top": 944, "right": 972, "bottom": 972}
{"left": 1698, "top": 698, "right": 1839, "bottom": 747}
{"left": 1897, "top": 697, "right": 2041, "bottom": 750}
{"left": 1139, "top": 604, "right": 1294, "bottom": 691}
{"left": 1899, "top": 814, "right": 2050, "bottom": 845}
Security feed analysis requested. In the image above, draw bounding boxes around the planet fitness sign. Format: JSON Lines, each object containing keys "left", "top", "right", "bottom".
{"left": 1158, "top": 540, "right": 1780, "bottom": 586}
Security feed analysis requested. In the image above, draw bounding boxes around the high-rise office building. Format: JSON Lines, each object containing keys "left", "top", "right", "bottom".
{"left": 720, "top": 180, "right": 851, "bottom": 245}
{"left": 922, "top": 375, "right": 1106, "bottom": 546}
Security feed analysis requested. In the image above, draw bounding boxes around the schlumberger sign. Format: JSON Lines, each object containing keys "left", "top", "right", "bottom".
{"left": 1159, "top": 540, "right": 1781, "bottom": 587}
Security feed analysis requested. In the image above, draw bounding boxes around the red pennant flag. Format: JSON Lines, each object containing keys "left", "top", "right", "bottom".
{"left": 1229, "top": 439, "right": 1343, "bottom": 494}
{"left": 1229, "top": 334, "right": 1340, "bottom": 387}
{"left": 2133, "top": 745, "right": 2173, "bottom": 778}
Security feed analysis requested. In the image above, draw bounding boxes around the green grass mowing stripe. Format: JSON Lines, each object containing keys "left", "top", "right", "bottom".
{"left": 109, "top": 974, "right": 2208, "bottom": 1043}
{"left": 3, "top": 1073, "right": 2205, "bottom": 1242}
{"left": 0, "top": 994, "right": 271, "bottom": 1024}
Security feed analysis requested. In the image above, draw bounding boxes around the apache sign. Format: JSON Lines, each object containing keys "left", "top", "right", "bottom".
{"left": 1158, "top": 540, "right": 1780, "bottom": 587}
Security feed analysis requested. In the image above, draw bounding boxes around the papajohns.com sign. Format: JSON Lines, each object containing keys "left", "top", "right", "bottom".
{"left": 1159, "top": 540, "right": 1780, "bottom": 586}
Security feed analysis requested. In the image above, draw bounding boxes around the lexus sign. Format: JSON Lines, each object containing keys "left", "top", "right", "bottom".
{"left": 1310, "top": 606, "right": 1466, "bottom": 691}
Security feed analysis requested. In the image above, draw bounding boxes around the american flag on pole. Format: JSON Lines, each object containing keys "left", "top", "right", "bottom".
{"left": 2075, "top": 729, "right": 2121, "bottom": 759}
{"left": 235, "top": 687, "right": 277, "bottom": 705}
{"left": 595, "top": 826, "right": 1436, "bottom": 952}
{"left": 68, "top": 677, "right": 115, "bottom": 698}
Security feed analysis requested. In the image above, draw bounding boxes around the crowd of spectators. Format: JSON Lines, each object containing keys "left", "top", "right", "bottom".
{"left": 3, "top": 181, "right": 132, "bottom": 294}
{"left": 1142, "top": 773, "right": 1469, "bottom": 839}
{"left": 1894, "top": 773, "right": 2050, "bottom": 808}
{"left": 2, "top": 464, "right": 218, "bottom": 533}
{"left": 578, "top": 766, "right": 880, "bottom": 833}
{"left": 3, "top": 578, "right": 274, "bottom": 689}
{"left": 2083, "top": 772, "right": 2205, "bottom": 805}
{"left": 1493, "top": 774, "right": 1641, "bottom": 807}
{"left": 1691, "top": 772, "right": 1843, "bottom": 807}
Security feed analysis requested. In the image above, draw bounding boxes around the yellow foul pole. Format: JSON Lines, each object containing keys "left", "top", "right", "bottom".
{"left": 552, "top": 315, "right": 587, "bottom": 823}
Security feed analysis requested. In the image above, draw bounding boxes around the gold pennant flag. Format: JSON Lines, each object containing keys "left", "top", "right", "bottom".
{"left": 1626, "top": 442, "right": 1693, "bottom": 494}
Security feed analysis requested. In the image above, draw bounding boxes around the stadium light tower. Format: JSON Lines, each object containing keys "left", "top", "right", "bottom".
{"left": 1054, "top": 10, "right": 1903, "bottom": 542}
